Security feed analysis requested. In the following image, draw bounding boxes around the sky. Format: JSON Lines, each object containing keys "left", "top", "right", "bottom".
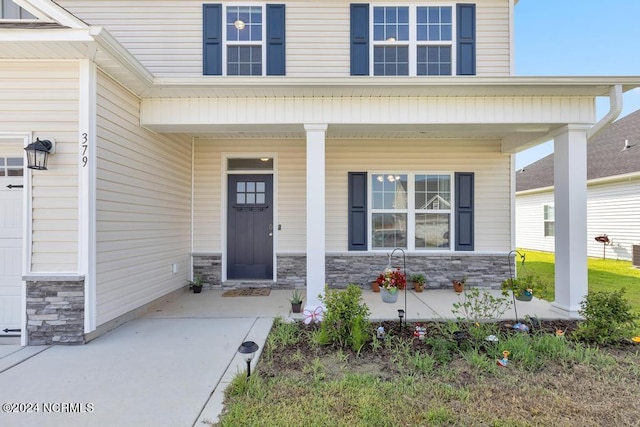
{"left": 514, "top": 0, "right": 640, "bottom": 169}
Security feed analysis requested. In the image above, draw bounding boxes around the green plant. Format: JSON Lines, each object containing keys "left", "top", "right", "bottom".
{"left": 318, "top": 284, "right": 371, "bottom": 351}
{"left": 501, "top": 273, "right": 549, "bottom": 299}
{"left": 573, "top": 289, "right": 639, "bottom": 345}
{"left": 451, "top": 287, "right": 512, "bottom": 324}
{"left": 410, "top": 273, "right": 426, "bottom": 285}
{"left": 187, "top": 273, "right": 203, "bottom": 289}
{"left": 290, "top": 289, "right": 303, "bottom": 304}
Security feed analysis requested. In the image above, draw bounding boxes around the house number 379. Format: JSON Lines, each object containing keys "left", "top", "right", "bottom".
{"left": 81, "top": 133, "right": 88, "bottom": 167}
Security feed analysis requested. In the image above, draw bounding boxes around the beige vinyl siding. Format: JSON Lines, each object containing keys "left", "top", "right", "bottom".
{"left": 0, "top": 61, "right": 79, "bottom": 272}
{"left": 193, "top": 139, "right": 306, "bottom": 253}
{"left": 193, "top": 138, "right": 510, "bottom": 254}
{"left": 515, "top": 191, "right": 555, "bottom": 253}
{"left": 59, "top": 0, "right": 511, "bottom": 78}
{"left": 95, "top": 70, "right": 191, "bottom": 326}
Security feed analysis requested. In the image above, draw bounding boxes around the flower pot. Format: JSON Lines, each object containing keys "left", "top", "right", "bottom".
{"left": 291, "top": 302, "right": 302, "bottom": 313}
{"left": 413, "top": 282, "right": 424, "bottom": 293}
{"left": 515, "top": 290, "right": 533, "bottom": 301}
{"left": 192, "top": 286, "right": 203, "bottom": 294}
{"left": 371, "top": 281, "right": 380, "bottom": 293}
{"left": 453, "top": 280, "right": 464, "bottom": 293}
{"left": 380, "top": 287, "right": 398, "bottom": 303}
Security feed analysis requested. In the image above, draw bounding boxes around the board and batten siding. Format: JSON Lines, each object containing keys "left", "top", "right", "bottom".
{"left": 515, "top": 176, "right": 640, "bottom": 261}
{"left": 0, "top": 61, "right": 79, "bottom": 272}
{"left": 95, "top": 71, "right": 192, "bottom": 326}
{"left": 58, "top": 0, "right": 511, "bottom": 77}
{"left": 193, "top": 138, "right": 510, "bottom": 254}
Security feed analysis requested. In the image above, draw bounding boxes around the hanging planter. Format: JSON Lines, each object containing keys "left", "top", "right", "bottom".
{"left": 515, "top": 289, "right": 533, "bottom": 302}
{"left": 380, "top": 287, "right": 399, "bottom": 303}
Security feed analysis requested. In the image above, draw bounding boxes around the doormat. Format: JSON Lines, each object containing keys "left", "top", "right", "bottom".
{"left": 221, "top": 288, "right": 271, "bottom": 297}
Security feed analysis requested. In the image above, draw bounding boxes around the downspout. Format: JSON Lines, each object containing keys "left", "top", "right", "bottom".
{"left": 587, "top": 84, "right": 623, "bottom": 140}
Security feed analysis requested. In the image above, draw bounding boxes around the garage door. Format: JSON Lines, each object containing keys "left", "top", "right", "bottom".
{"left": 0, "top": 157, "right": 23, "bottom": 337}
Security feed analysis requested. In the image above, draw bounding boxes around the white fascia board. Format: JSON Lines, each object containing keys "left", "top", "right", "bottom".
{"left": 14, "top": 0, "right": 88, "bottom": 28}
{"left": 0, "top": 28, "right": 94, "bottom": 42}
{"left": 90, "top": 27, "right": 154, "bottom": 89}
{"left": 515, "top": 171, "right": 640, "bottom": 197}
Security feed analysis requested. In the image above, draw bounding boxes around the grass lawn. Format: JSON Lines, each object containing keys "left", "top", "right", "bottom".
{"left": 518, "top": 249, "right": 640, "bottom": 314}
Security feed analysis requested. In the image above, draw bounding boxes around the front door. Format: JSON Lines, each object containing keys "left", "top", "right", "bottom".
{"left": 227, "top": 174, "right": 273, "bottom": 280}
{"left": 0, "top": 157, "right": 23, "bottom": 337}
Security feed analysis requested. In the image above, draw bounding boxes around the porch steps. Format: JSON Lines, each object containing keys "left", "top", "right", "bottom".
{"left": 221, "top": 281, "right": 272, "bottom": 290}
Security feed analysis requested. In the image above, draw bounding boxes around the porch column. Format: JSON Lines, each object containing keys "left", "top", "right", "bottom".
{"left": 304, "top": 124, "right": 328, "bottom": 309}
{"left": 552, "top": 125, "right": 589, "bottom": 318}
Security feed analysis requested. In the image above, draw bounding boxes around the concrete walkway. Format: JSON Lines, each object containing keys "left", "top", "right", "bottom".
{"left": 0, "top": 288, "right": 566, "bottom": 426}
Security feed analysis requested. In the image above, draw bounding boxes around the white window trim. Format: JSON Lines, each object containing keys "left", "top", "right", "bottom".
{"left": 543, "top": 203, "right": 555, "bottom": 237}
{"left": 368, "top": 171, "right": 455, "bottom": 252}
{"left": 370, "top": 3, "right": 457, "bottom": 76}
{"left": 222, "top": 3, "right": 267, "bottom": 76}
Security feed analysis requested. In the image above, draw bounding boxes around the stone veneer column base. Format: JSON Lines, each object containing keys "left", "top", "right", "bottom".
{"left": 25, "top": 277, "right": 85, "bottom": 345}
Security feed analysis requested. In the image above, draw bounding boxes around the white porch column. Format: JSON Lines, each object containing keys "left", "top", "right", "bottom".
{"left": 552, "top": 125, "right": 589, "bottom": 318}
{"left": 304, "top": 124, "right": 328, "bottom": 309}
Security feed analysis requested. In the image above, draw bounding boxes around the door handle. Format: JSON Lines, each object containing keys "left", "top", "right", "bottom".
{"left": 268, "top": 232, "right": 273, "bottom": 237}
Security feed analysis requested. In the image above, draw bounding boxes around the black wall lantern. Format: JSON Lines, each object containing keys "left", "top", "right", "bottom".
{"left": 24, "top": 138, "right": 55, "bottom": 170}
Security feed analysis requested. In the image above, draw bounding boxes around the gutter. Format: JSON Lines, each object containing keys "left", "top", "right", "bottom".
{"left": 587, "top": 84, "right": 623, "bottom": 140}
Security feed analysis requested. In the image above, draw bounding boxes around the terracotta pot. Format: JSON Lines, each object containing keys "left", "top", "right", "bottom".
{"left": 453, "top": 280, "right": 464, "bottom": 293}
{"left": 371, "top": 281, "right": 380, "bottom": 293}
{"left": 413, "top": 282, "right": 424, "bottom": 293}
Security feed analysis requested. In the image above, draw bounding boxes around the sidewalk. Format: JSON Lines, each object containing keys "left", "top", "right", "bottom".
{"left": 0, "top": 288, "right": 565, "bottom": 426}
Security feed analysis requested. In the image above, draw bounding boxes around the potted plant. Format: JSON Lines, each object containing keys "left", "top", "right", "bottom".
{"left": 375, "top": 267, "right": 406, "bottom": 303}
{"left": 501, "top": 273, "right": 548, "bottom": 301}
{"left": 410, "top": 274, "right": 426, "bottom": 292}
{"left": 290, "top": 289, "right": 304, "bottom": 313}
{"left": 452, "top": 277, "right": 466, "bottom": 293}
{"left": 188, "top": 274, "right": 203, "bottom": 294}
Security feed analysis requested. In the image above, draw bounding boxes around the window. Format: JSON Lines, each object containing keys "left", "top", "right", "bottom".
{"left": 371, "top": 173, "right": 452, "bottom": 250}
{"left": 226, "top": 6, "right": 263, "bottom": 75}
{"left": 1, "top": 0, "right": 35, "bottom": 19}
{"left": 236, "top": 181, "right": 266, "bottom": 205}
{"left": 203, "top": 4, "right": 285, "bottom": 76}
{"left": 543, "top": 204, "right": 555, "bottom": 237}
{"left": 372, "top": 5, "right": 453, "bottom": 76}
{"left": 0, "top": 157, "right": 24, "bottom": 177}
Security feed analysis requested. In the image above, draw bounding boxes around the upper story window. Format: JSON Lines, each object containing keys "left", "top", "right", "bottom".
{"left": 350, "top": 3, "right": 475, "bottom": 77}
{"left": 372, "top": 5, "right": 452, "bottom": 76}
{"left": 203, "top": 3, "right": 285, "bottom": 76}
{"left": 1, "top": 0, "right": 35, "bottom": 19}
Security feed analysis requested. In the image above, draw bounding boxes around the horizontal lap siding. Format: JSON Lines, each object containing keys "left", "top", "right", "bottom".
{"left": 0, "top": 61, "right": 79, "bottom": 272}
{"left": 193, "top": 138, "right": 509, "bottom": 254}
{"left": 193, "top": 139, "right": 306, "bottom": 253}
{"left": 515, "top": 191, "right": 555, "bottom": 253}
{"left": 60, "top": 0, "right": 511, "bottom": 77}
{"left": 95, "top": 71, "right": 191, "bottom": 326}
{"left": 326, "top": 139, "right": 511, "bottom": 251}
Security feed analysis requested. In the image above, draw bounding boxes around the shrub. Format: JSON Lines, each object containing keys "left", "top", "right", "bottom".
{"left": 318, "top": 284, "right": 371, "bottom": 352}
{"left": 451, "top": 287, "right": 512, "bottom": 324}
{"left": 573, "top": 289, "right": 639, "bottom": 345}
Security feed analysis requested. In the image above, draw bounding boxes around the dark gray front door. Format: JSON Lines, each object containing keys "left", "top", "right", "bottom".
{"left": 227, "top": 174, "right": 273, "bottom": 280}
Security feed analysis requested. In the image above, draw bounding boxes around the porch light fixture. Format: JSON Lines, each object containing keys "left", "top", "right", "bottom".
{"left": 238, "top": 340, "right": 259, "bottom": 378}
{"left": 234, "top": 19, "right": 246, "bottom": 30}
{"left": 24, "top": 138, "right": 55, "bottom": 170}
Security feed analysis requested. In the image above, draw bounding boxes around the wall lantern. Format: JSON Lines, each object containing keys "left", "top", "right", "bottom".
{"left": 238, "top": 340, "right": 259, "bottom": 378}
{"left": 24, "top": 138, "right": 55, "bottom": 170}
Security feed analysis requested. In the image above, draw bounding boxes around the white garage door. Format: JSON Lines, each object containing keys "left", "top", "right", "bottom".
{"left": 0, "top": 157, "right": 24, "bottom": 337}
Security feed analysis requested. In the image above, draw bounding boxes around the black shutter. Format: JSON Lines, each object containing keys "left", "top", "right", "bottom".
{"left": 348, "top": 172, "right": 368, "bottom": 251}
{"left": 267, "top": 4, "right": 286, "bottom": 75}
{"left": 350, "top": 4, "right": 369, "bottom": 76}
{"left": 455, "top": 172, "right": 474, "bottom": 251}
{"left": 456, "top": 4, "right": 476, "bottom": 76}
{"left": 203, "top": 4, "right": 222, "bottom": 75}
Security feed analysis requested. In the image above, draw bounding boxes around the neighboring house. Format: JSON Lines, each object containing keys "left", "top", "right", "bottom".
{"left": 0, "top": 0, "right": 639, "bottom": 345}
{"left": 516, "top": 109, "right": 640, "bottom": 262}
